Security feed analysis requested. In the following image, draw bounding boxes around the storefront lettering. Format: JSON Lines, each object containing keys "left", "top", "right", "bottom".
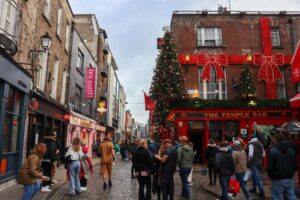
{"left": 70, "top": 116, "right": 106, "bottom": 131}
{"left": 203, "top": 111, "right": 268, "bottom": 119}
{"left": 204, "top": 113, "right": 219, "bottom": 118}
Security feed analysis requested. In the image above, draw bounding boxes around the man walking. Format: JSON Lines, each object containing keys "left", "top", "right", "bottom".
{"left": 130, "top": 139, "right": 139, "bottom": 178}
{"left": 267, "top": 133, "right": 297, "bottom": 200}
{"left": 155, "top": 139, "right": 178, "bottom": 200}
{"left": 177, "top": 136, "right": 194, "bottom": 200}
{"left": 247, "top": 134, "right": 265, "bottom": 199}
{"left": 100, "top": 135, "right": 117, "bottom": 190}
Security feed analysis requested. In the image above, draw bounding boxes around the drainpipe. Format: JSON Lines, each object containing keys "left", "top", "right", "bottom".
{"left": 288, "top": 17, "right": 295, "bottom": 53}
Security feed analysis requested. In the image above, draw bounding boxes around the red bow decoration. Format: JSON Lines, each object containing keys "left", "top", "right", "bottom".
{"left": 198, "top": 54, "right": 228, "bottom": 81}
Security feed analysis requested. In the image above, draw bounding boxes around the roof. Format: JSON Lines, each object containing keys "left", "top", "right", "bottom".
{"left": 172, "top": 10, "right": 300, "bottom": 16}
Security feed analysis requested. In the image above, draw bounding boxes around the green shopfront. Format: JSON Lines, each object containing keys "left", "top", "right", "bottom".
{"left": 0, "top": 52, "right": 31, "bottom": 183}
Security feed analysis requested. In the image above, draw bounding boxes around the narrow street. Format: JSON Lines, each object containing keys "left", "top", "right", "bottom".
{"left": 46, "top": 160, "right": 214, "bottom": 200}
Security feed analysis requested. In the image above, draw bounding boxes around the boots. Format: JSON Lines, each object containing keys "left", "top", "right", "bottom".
{"left": 103, "top": 182, "right": 107, "bottom": 190}
{"left": 109, "top": 179, "right": 112, "bottom": 188}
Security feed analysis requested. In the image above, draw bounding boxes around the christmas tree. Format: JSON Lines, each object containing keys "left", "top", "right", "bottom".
{"left": 149, "top": 30, "right": 186, "bottom": 126}
{"left": 237, "top": 63, "right": 256, "bottom": 98}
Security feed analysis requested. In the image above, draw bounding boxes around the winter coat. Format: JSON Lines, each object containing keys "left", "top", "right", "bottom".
{"left": 162, "top": 146, "right": 178, "bottom": 173}
{"left": 100, "top": 141, "right": 115, "bottom": 164}
{"left": 18, "top": 149, "right": 43, "bottom": 185}
{"left": 205, "top": 144, "right": 218, "bottom": 167}
{"left": 42, "top": 136, "right": 58, "bottom": 162}
{"left": 65, "top": 146, "right": 85, "bottom": 161}
{"left": 232, "top": 145, "right": 248, "bottom": 174}
{"left": 177, "top": 144, "right": 194, "bottom": 168}
{"left": 214, "top": 147, "right": 235, "bottom": 177}
{"left": 134, "top": 146, "right": 154, "bottom": 175}
{"left": 247, "top": 138, "right": 264, "bottom": 167}
{"left": 267, "top": 142, "right": 297, "bottom": 180}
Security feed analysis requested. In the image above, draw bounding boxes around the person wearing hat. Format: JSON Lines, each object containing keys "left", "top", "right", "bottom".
{"left": 177, "top": 136, "right": 194, "bottom": 200}
{"left": 100, "top": 134, "right": 117, "bottom": 190}
{"left": 205, "top": 138, "right": 218, "bottom": 185}
{"left": 214, "top": 142, "right": 235, "bottom": 200}
{"left": 155, "top": 139, "right": 178, "bottom": 200}
{"left": 232, "top": 140, "right": 250, "bottom": 200}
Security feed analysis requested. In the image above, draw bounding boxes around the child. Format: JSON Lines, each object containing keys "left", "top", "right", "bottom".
{"left": 80, "top": 142, "right": 93, "bottom": 191}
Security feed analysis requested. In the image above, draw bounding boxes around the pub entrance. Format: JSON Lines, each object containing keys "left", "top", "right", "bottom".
{"left": 187, "top": 121, "right": 206, "bottom": 164}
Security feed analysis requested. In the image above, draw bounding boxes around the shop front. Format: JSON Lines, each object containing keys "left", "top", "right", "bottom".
{"left": 0, "top": 52, "right": 31, "bottom": 183}
{"left": 27, "top": 94, "right": 68, "bottom": 159}
{"left": 67, "top": 111, "right": 106, "bottom": 157}
{"left": 166, "top": 108, "right": 293, "bottom": 164}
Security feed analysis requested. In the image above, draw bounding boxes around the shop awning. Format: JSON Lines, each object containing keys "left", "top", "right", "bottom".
{"left": 290, "top": 93, "right": 300, "bottom": 108}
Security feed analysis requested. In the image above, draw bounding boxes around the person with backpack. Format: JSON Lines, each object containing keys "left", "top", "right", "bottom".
{"left": 92, "top": 141, "right": 98, "bottom": 158}
{"left": 205, "top": 138, "right": 218, "bottom": 185}
{"left": 214, "top": 142, "right": 235, "bottom": 200}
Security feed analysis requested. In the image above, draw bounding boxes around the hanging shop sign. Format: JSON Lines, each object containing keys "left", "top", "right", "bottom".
{"left": 85, "top": 67, "right": 96, "bottom": 99}
{"left": 70, "top": 115, "right": 106, "bottom": 132}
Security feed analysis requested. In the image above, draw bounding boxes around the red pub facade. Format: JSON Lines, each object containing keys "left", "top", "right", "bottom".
{"left": 166, "top": 10, "right": 300, "bottom": 163}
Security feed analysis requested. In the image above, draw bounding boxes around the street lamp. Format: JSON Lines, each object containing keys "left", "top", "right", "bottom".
{"left": 41, "top": 32, "right": 52, "bottom": 51}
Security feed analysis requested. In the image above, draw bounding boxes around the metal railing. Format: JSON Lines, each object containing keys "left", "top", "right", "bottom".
{"left": 0, "top": 0, "right": 21, "bottom": 53}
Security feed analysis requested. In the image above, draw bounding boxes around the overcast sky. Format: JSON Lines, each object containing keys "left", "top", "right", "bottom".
{"left": 69, "top": 0, "right": 300, "bottom": 124}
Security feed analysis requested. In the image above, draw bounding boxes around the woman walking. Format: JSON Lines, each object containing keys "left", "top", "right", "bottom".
{"left": 135, "top": 139, "right": 154, "bottom": 200}
{"left": 153, "top": 144, "right": 165, "bottom": 200}
{"left": 18, "top": 143, "right": 50, "bottom": 200}
{"left": 205, "top": 138, "right": 218, "bottom": 185}
{"left": 65, "top": 138, "right": 85, "bottom": 196}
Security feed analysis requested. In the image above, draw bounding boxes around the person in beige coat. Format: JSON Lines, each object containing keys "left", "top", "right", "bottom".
{"left": 232, "top": 140, "right": 251, "bottom": 200}
{"left": 18, "top": 143, "right": 50, "bottom": 200}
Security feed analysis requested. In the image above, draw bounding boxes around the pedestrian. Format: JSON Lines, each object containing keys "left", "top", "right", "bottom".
{"left": 177, "top": 136, "right": 194, "bottom": 200}
{"left": 41, "top": 132, "right": 58, "bottom": 192}
{"left": 135, "top": 139, "right": 154, "bottom": 200}
{"left": 130, "top": 139, "right": 140, "bottom": 178}
{"left": 153, "top": 144, "right": 165, "bottom": 200}
{"left": 214, "top": 142, "right": 235, "bottom": 200}
{"left": 80, "top": 141, "right": 93, "bottom": 191}
{"left": 267, "top": 133, "right": 297, "bottom": 200}
{"left": 155, "top": 139, "right": 178, "bottom": 200}
{"left": 18, "top": 143, "right": 50, "bottom": 200}
{"left": 51, "top": 131, "right": 60, "bottom": 185}
{"left": 247, "top": 133, "right": 266, "bottom": 199}
{"left": 232, "top": 140, "right": 251, "bottom": 200}
{"left": 65, "top": 137, "right": 85, "bottom": 196}
{"left": 204, "top": 138, "right": 218, "bottom": 185}
{"left": 92, "top": 141, "right": 98, "bottom": 158}
{"left": 100, "top": 135, "right": 117, "bottom": 190}
{"left": 187, "top": 142, "right": 194, "bottom": 186}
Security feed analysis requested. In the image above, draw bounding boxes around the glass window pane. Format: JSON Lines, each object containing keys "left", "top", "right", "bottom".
{"left": 3, "top": 113, "right": 12, "bottom": 152}
{"left": 225, "top": 121, "right": 239, "bottom": 141}
{"left": 6, "top": 88, "right": 14, "bottom": 112}
{"left": 209, "top": 121, "right": 223, "bottom": 142}
{"left": 14, "top": 90, "right": 21, "bottom": 114}
{"left": 11, "top": 115, "right": 19, "bottom": 152}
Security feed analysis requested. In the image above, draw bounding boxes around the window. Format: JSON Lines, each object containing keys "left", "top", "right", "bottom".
{"left": 60, "top": 69, "right": 68, "bottom": 104}
{"left": 3, "top": 87, "right": 23, "bottom": 153}
{"left": 276, "top": 69, "right": 286, "bottom": 99}
{"left": 76, "top": 49, "right": 84, "bottom": 72}
{"left": 271, "top": 29, "right": 280, "bottom": 47}
{"left": 0, "top": 0, "right": 15, "bottom": 34}
{"left": 209, "top": 121, "right": 223, "bottom": 142}
{"left": 43, "top": 0, "right": 51, "bottom": 20}
{"left": 56, "top": 5, "right": 62, "bottom": 36}
{"left": 36, "top": 49, "right": 49, "bottom": 91}
{"left": 199, "top": 67, "right": 227, "bottom": 99}
{"left": 75, "top": 85, "right": 82, "bottom": 111}
{"left": 65, "top": 23, "right": 70, "bottom": 51}
{"left": 197, "top": 28, "right": 223, "bottom": 47}
{"left": 224, "top": 121, "right": 239, "bottom": 141}
{"left": 50, "top": 59, "right": 59, "bottom": 99}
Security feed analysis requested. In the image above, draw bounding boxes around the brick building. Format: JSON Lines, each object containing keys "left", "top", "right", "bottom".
{"left": 166, "top": 10, "right": 300, "bottom": 163}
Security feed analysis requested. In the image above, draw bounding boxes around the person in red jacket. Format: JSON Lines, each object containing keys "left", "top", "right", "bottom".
{"left": 80, "top": 141, "right": 93, "bottom": 191}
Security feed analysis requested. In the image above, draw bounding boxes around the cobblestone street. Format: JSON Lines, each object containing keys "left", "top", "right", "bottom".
{"left": 46, "top": 160, "right": 214, "bottom": 200}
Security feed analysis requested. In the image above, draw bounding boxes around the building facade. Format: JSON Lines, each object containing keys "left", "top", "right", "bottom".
{"left": 167, "top": 10, "right": 300, "bottom": 163}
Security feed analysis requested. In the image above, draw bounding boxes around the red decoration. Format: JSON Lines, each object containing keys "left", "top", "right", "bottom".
{"left": 292, "top": 42, "right": 300, "bottom": 82}
{"left": 198, "top": 54, "right": 228, "bottom": 81}
{"left": 144, "top": 92, "right": 156, "bottom": 111}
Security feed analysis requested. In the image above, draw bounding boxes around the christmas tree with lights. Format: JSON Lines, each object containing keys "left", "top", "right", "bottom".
{"left": 237, "top": 63, "right": 256, "bottom": 98}
{"left": 149, "top": 30, "right": 186, "bottom": 127}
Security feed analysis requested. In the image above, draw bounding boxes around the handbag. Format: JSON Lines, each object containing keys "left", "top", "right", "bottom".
{"left": 228, "top": 180, "right": 240, "bottom": 195}
{"left": 201, "top": 166, "right": 207, "bottom": 176}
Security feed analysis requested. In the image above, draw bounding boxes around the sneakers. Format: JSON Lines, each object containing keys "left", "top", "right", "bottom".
{"left": 41, "top": 186, "right": 52, "bottom": 192}
{"left": 81, "top": 187, "right": 87, "bottom": 191}
{"left": 103, "top": 182, "right": 107, "bottom": 190}
{"left": 108, "top": 180, "right": 112, "bottom": 188}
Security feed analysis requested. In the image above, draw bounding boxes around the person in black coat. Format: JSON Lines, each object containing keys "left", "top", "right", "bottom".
{"left": 135, "top": 139, "right": 154, "bottom": 200}
{"left": 267, "top": 133, "right": 297, "bottom": 200}
{"left": 205, "top": 138, "right": 218, "bottom": 185}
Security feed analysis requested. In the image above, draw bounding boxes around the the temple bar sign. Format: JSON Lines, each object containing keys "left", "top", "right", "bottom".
{"left": 178, "top": 111, "right": 291, "bottom": 119}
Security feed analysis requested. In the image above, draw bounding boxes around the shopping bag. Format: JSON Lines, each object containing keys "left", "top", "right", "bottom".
{"left": 201, "top": 166, "right": 207, "bottom": 176}
{"left": 228, "top": 180, "right": 240, "bottom": 195}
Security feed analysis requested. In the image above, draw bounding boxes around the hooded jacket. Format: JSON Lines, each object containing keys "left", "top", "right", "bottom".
{"left": 215, "top": 147, "right": 235, "bottom": 177}
{"left": 177, "top": 144, "right": 194, "bottom": 168}
{"left": 232, "top": 144, "right": 247, "bottom": 174}
{"left": 42, "top": 136, "right": 57, "bottom": 162}
{"left": 267, "top": 142, "right": 297, "bottom": 180}
{"left": 205, "top": 144, "right": 218, "bottom": 167}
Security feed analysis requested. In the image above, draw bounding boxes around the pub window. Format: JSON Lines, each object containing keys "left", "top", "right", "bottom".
{"left": 50, "top": 59, "right": 59, "bottom": 99}
{"left": 75, "top": 85, "right": 82, "bottom": 112}
{"left": 56, "top": 4, "right": 63, "bottom": 37}
{"left": 65, "top": 23, "right": 71, "bottom": 52}
{"left": 209, "top": 121, "right": 223, "bottom": 142}
{"left": 276, "top": 69, "right": 286, "bottom": 99}
{"left": 199, "top": 67, "right": 227, "bottom": 100}
{"left": 3, "top": 87, "right": 23, "bottom": 153}
{"left": 224, "top": 121, "right": 239, "bottom": 141}
{"left": 76, "top": 49, "right": 84, "bottom": 73}
{"left": 271, "top": 29, "right": 281, "bottom": 47}
{"left": 197, "top": 28, "right": 223, "bottom": 47}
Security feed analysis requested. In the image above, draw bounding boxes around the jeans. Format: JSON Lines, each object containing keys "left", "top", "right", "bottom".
{"left": 219, "top": 176, "right": 230, "bottom": 200}
{"left": 137, "top": 175, "right": 152, "bottom": 200}
{"left": 271, "top": 179, "right": 297, "bottom": 200}
{"left": 236, "top": 173, "right": 250, "bottom": 200}
{"left": 69, "top": 160, "right": 81, "bottom": 194}
{"left": 250, "top": 165, "right": 264, "bottom": 194}
{"left": 179, "top": 167, "right": 192, "bottom": 199}
{"left": 161, "top": 171, "right": 175, "bottom": 200}
{"left": 208, "top": 166, "right": 217, "bottom": 184}
{"left": 21, "top": 181, "right": 40, "bottom": 200}
{"left": 42, "top": 161, "right": 52, "bottom": 187}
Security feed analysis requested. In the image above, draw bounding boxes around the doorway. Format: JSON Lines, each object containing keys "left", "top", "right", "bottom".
{"left": 188, "top": 131, "right": 205, "bottom": 164}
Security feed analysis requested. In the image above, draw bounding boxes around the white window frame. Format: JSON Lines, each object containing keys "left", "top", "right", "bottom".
{"left": 50, "top": 59, "right": 59, "bottom": 99}
{"left": 0, "top": 0, "right": 15, "bottom": 34}
{"left": 43, "top": 0, "right": 51, "bottom": 20}
{"left": 37, "top": 49, "right": 49, "bottom": 91}
{"left": 60, "top": 69, "right": 68, "bottom": 104}
{"left": 197, "top": 28, "right": 223, "bottom": 47}
{"left": 56, "top": 5, "right": 62, "bottom": 36}
{"left": 76, "top": 49, "right": 84, "bottom": 72}
{"left": 276, "top": 68, "right": 286, "bottom": 99}
{"left": 65, "top": 23, "right": 70, "bottom": 51}
{"left": 271, "top": 29, "right": 281, "bottom": 47}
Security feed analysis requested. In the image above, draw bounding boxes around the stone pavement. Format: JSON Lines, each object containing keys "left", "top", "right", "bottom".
{"left": 46, "top": 160, "right": 214, "bottom": 200}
